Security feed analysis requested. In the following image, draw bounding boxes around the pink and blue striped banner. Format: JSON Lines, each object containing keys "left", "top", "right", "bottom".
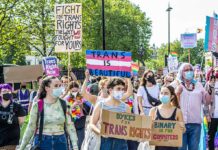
{"left": 86, "top": 50, "right": 132, "bottom": 78}
{"left": 204, "top": 16, "right": 218, "bottom": 52}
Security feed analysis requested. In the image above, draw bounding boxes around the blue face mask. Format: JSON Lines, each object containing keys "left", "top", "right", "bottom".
{"left": 184, "top": 71, "right": 194, "bottom": 81}
{"left": 160, "top": 95, "right": 170, "bottom": 104}
{"left": 52, "top": 87, "right": 64, "bottom": 98}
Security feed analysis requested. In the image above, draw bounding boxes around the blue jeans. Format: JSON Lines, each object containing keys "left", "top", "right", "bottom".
{"left": 179, "top": 123, "right": 201, "bottom": 150}
{"left": 33, "top": 134, "right": 67, "bottom": 150}
{"left": 100, "top": 137, "right": 128, "bottom": 150}
{"left": 76, "top": 127, "right": 85, "bottom": 150}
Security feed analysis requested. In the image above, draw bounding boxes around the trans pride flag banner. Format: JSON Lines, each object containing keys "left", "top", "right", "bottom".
{"left": 204, "top": 16, "right": 218, "bottom": 52}
{"left": 86, "top": 50, "right": 132, "bottom": 78}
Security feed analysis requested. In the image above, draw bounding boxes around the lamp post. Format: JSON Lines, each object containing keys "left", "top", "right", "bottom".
{"left": 102, "top": 0, "right": 106, "bottom": 50}
{"left": 166, "top": 3, "right": 172, "bottom": 55}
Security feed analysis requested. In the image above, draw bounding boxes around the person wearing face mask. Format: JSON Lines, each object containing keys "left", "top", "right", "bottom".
{"left": 81, "top": 70, "right": 110, "bottom": 105}
{"left": 16, "top": 82, "right": 30, "bottom": 115}
{"left": 137, "top": 70, "right": 160, "bottom": 116}
{"left": 62, "top": 81, "right": 92, "bottom": 150}
{"left": 149, "top": 85, "right": 185, "bottom": 150}
{"left": 90, "top": 77, "right": 132, "bottom": 150}
{"left": 0, "top": 84, "right": 25, "bottom": 150}
{"left": 175, "top": 63, "right": 212, "bottom": 150}
{"left": 19, "top": 76, "right": 78, "bottom": 150}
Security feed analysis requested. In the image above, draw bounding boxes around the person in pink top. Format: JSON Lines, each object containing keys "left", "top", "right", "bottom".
{"left": 175, "top": 63, "right": 211, "bottom": 150}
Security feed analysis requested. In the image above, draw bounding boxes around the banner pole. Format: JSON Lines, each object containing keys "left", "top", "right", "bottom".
{"left": 68, "top": 50, "right": 71, "bottom": 85}
{"left": 188, "top": 49, "right": 191, "bottom": 63}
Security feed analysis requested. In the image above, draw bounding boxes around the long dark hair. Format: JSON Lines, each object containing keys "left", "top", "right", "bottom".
{"left": 141, "top": 70, "right": 154, "bottom": 86}
{"left": 164, "top": 85, "right": 180, "bottom": 108}
{"left": 38, "top": 76, "right": 57, "bottom": 99}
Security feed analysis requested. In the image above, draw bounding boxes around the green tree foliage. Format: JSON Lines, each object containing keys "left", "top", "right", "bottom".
{"left": 0, "top": 0, "right": 152, "bottom": 67}
{"left": 146, "top": 39, "right": 205, "bottom": 70}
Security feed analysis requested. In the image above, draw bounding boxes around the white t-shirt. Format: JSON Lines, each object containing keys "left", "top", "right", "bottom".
{"left": 214, "top": 82, "right": 218, "bottom": 118}
{"left": 137, "top": 85, "right": 159, "bottom": 108}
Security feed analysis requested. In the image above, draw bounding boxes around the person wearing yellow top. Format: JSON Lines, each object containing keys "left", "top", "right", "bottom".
{"left": 19, "top": 76, "right": 78, "bottom": 150}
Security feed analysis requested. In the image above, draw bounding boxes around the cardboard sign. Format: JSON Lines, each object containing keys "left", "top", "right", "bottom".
{"left": 42, "top": 57, "right": 59, "bottom": 77}
{"left": 100, "top": 110, "right": 152, "bottom": 141}
{"left": 167, "top": 56, "right": 178, "bottom": 73}
{"left": 181, "top": 33, "right": 197, "bottom": 49}
{"left": 150, "top": 120, "right": 183, "bottom": 147}
{"left": 4, "top": 65, "right": 43, "bottom": 83}
{"left": 86, "top": 50, "right": 132, "bottom": 78}
{"left": 55, "top": 3, "right": 82, "bottom": 52}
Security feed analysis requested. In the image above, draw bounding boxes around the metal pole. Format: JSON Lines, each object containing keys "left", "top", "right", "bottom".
{"left": 102, "top": 0, "right": 106, "bottom": 50}
{"left": 168, "top": 9, "right": 170, "bottom": 55}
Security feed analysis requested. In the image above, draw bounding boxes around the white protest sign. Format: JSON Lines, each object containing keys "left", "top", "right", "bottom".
{"left": 167, "top": 56, "right": 178, "bottom": 73}
{"left": 55, "top": 3, "right": 82, "bottom": 52}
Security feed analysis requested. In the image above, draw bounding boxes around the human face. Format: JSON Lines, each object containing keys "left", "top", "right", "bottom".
{"left": 182, "top": 65, "right": 194, "bottom": 80}
{"left": 160, "top": 87, "right": 172, "bottom": 104}
{"left": 1, "top": 89, "right": 12, "bottom": 101}
{"left": 71, "top": 87, "right": 79, "bottom": 93}
{"left": 111, "top": 85, "right": 125, "bottom": 101}
{"left": 146, "top": 72, "right": 154, "bottom": 79}
{"left": 45, "top": 78, "right": 62, "bottom": 95}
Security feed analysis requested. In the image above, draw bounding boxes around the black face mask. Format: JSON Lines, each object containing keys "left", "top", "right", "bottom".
{"left": 3, "top": 93, "right": 12, "bottom": 101}
{"left": 21, "top": 85, "right": 26, "bottom": 89}
{"left": 147, "top": 76, "right": 156, "bottom": 84}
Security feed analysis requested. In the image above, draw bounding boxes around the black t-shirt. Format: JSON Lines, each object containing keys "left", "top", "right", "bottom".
{"left": 0, "top": 101, "right": 26, "bottom": 147}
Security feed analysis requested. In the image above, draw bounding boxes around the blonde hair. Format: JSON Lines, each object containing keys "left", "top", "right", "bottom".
{"left": 98, "top": 79, "right": 109, "bottom": 90}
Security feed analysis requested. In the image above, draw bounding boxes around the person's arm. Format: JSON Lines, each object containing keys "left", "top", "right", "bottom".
{"left": 19, "top": 102, "right": 38, "bottom": 150}
{"left": 81, "top": 70, "right": 97, "bottom": 105}
{"left": 90, "top": 103, "right": 101, "bottom": 135}
{"left": 176, "top": 109, "right": 186, "bottom": 133}
{"left": 18, "top": 117, "right": 25, "bottom": 125}
{"left": 65, "top": 103, "right": 79, "bottom": 150}
{"left": 203, "top": 82, "right": 213, "bottom": 105}
{"left": 121, "top": 78, "right": 133, "bottom": 101}
{"left": 175, "top": 84, "right": 183, "bottom": 103}
{"left": 138, "top": 96, "right": 144, "bottom": 115}
{"left": 149, "top": 107, "right": 156, "bottom": 120}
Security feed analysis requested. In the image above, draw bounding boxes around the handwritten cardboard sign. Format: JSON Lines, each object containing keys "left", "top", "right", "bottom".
{"left": 42, "top": 56, "right": 59, "bottom": 77}
{"left": 150, "top": 120, "right": 182, "bottom": 147}
{"left": 86, "top": 50, "right": 132, "bottom": 78}
{"left": 55, "top": 3, "right": 82, "bottom": 52}
{"left": 100, "top": 109, "right": 152, "bottom": 141}
{"left": 4, "top": 65, "right": 43, "bottom": 83}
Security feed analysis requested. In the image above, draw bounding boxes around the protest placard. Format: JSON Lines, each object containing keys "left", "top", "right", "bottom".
{"left": 100, "top": 109, "right": 152, "bottom": 141}
{"left": 181, "top": 33, "right": 197, "bottom": 49}
{"left": 168, "top": 56, "right": 178, "bottom": 73}
{"left": 55, "top": 3, "right": 82, "bottom": 52}
{"left": 42, "top": 57, "right": 59, "bottom": 77}
{"left": 4, "top": 65, "right": 43, "bottom": 83}
{"left": 150, "top": 120, "right": 183, "bottom": 147}
{"left": 86, "top": 50, "right": 132, "bottom": 78}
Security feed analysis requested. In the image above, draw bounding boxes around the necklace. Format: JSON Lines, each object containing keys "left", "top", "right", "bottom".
{"left": 182, "top": 82, "right": 195, "bottom": 91}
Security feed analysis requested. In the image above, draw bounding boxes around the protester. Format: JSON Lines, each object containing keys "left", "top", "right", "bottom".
{"left": 204, "top": 68, "right": 218, "bottom": 150}
{"left": 19, "top": 76, "right": 78, "bottom": 150}
{"left": 63, "top": 81, "right": 92, "bottom": 150}
{"left": 149, "top": 85, "right": 185, "bottom": 150}
{"left": 137, "top": 70, "right": 160, "bottom": 116}
{"left": 17, "top": 82, "right": 30, "bottom": 115}
{"left": 0, "top": 84, "right": 25, "bottom": 150}
{"left": 175, "top": 63, "right": 212, "bottom": 150}
{"left": 90, "top": 77, "right": 132, "bottom": 150}
{"left": 163, "top": 75, "right": 174, "bottom": 87}
{"left": 81, "top": 70, "right": 110, "bottom": 105}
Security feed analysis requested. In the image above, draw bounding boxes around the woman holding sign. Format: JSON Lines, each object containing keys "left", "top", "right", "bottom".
{"left": 175, "top": 63, "right": 212, "bottom": 150}
{"left": 90, "top": 78, "right": 132, "bottom": 150}
{"left": 149, "top": 85, "right": 185, "bottom": 150}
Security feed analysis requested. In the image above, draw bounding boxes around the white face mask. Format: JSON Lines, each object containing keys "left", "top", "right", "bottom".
{"left": 112, "top": 91, "right": 124, "bottom": 101}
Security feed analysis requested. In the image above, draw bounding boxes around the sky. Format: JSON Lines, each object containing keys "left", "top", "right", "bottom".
{"left": 129, "top": 0, "right": 218, "bottom": 47}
